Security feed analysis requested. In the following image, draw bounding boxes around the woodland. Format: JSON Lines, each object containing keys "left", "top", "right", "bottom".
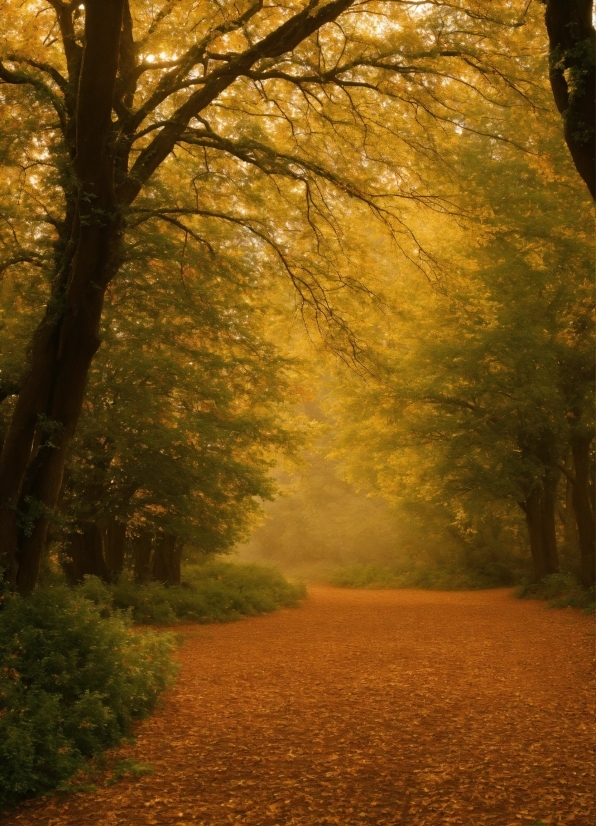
{"left": 0, "top": 0, "right": 594, "bottom": 811}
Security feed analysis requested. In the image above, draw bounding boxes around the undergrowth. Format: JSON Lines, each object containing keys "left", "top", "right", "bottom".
{"left": 329, "top": 565, "right": 595, "bottom": 612}
{"left": 77, "top": 561, "right": 307, "bottom": 625}
{"left": 515, "top": 573, "right": 595, "bottom": 614}
{"left": 0, "top": 561, "right": 304, "bottom": 809}
{"left": 0, "top": 585, "right": 176, "bottom": 809}
{"left": 328, "top": 562, "right": 515, "bottom": 591}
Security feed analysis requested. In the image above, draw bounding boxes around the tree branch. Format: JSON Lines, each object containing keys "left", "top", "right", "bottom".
{"left": 117, "top": 0, "right": 356, "bottom": 205}
{"left": 557, "top": 460, "right": 577, "bottom": 485}
{"left": 3, "top": 55, "right": 67, "bottom": 90}
{"left": 0, "top": 253, "right": 50, "bottom": 278}
{"left": 0, "top": 61, "right": 67, "bottom": 133}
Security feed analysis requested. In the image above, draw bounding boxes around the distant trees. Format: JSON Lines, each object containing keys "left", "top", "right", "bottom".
{"left": 244, "top": 452, "right": 407, "bottom": 570}
{"left": 327, "top": 96, "right": 594, "bottom": 586}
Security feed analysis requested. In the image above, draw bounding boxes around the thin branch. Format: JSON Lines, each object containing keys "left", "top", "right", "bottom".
{"left": 0, "top": 253, "right": 51, "bottom": 278}
{"left": 3, "top": 55, "right": 67, "bottom": 90}
{"left": 0, "top": 61, "right": 67, "bottom": 133}
{"left": 557, "top": 461, "right": 576, "bottom": 485}
{"left": 117, "top": 0, "right": 356, "bottom": 204}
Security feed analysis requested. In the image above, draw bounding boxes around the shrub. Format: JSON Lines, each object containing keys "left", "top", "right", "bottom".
{"left": 78, "top": 561, "right": 306, "bottom": 625}
{"left": 516, "top": 573, "right": 595, "bottom": 613}
{"left": 328, "top": 562, "right": 515, "bottom": 591}
{"left": 0, "top": 585, "right": 176, "bottom": 809}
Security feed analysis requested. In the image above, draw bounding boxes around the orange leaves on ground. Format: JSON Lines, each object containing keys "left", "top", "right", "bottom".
{"left": 5, "top": 588, "right": 594, "bottom": 826}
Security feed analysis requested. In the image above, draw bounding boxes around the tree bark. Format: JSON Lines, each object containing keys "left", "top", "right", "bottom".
{"left": 152, "top": 534, "right": 183, "bottom": 585}
{"left": 0, "top": 0, "right": 125, "bottom": 594}
{"left": 132, "top": 531, "right": 153, "bottom": 583}
{"left": 561, "top": 463, "right": 579, "bottom": 546}
{"left": 570, "top": 434, "right": 595, "bottom": 587}
{"left": 543, "top": 0, "right": 596, "bottom": 199}
{"left": 104, "top": 519, "right": 127, "bottom": 580}
{"left": 540, "top": 476, "right": 560, "bottom": 574}
{"left": 62, "top": 522, "right": 111, "bottom": 584}
{"left": 522, "top": 484, "right": 560, "bottom": 582}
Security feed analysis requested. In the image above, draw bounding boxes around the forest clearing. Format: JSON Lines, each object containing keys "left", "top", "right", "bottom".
{"left": 3, "top": 586, "right": 594, "bottom": 826}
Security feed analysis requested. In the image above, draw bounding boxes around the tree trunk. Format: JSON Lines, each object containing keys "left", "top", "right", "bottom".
{"left": 523, "top": 492, "right": 551, "bottom": 582}
{"left": 561, "top": 468, "right": 579, "bottom": 546}
{"left": 570, "top": 435, "right": 595, "bottom": 588}
{"left": 62, "top": 523, "right": 111, "bottom": 584}
{"left": 543, "top": 0, "right": 596, "bottom": 199}
{"left": 13, "top": 275, "right": 115, "bottom": 595}
{"left": 540, "top": 476, "right": 560, "bottom": 575}
{"left": 522, "top": 485, "right": 560, "bottom": 582}
{"left": 104, "top": 519, "right": 127, "bottom": 580}
{"left": 132, "top": 531, "right": 153, "bottom": 583}
{"left": 0, "top": 0, "right": 126, "bottom": 594}
{"left": 151, "top": 534, "right": 183, "bottom": 586}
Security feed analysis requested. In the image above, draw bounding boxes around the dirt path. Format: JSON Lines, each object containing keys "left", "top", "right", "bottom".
{"left": 4, "top": 588, "right": 594, "bottom": 826}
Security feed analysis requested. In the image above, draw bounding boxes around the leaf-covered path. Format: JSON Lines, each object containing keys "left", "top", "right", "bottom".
{"left": 5, "top": 588, "right": 594, "bottom": 826}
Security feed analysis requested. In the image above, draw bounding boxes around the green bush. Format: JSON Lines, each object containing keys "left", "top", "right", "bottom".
{"left": 78, "top": 561, "right": 306, "bottom": 625}
{"left": 516, "top": 573, "right": 595, "bottom": 613}
{"left": 328, "top": 562, "right": 515, "bottom": 591}
{"left": 0, "top": 585, "right": 176, "bottom": 809}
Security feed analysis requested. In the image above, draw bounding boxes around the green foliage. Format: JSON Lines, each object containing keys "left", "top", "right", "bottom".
{"left": 55, "top": 213, "right": 309, "bottom": 559}
{"left": 0, "top": 562, "right": 303, "bottom": 809}
{"left": 104, "top": 758, "right": 153, "bottom": 786}
{"left": 323, "top": 87, "right": 594, "bottom": 584}
{"left": 0, "top": 586, "right": 176, "bottom": 809}
{"left": 516, "top": 574, "right": 595, "bottom": 613}
{"left": 77, "top": 562, "right": 306, "bottom": 625}
{"left": 328, "top": 562, "right": 516, "bottom": 591}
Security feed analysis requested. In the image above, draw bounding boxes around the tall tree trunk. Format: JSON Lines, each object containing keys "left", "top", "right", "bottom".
{"left": 561, "top": 464, "right": 579, "bottom": 546}
{"left": 522, "top": 485, "right": 560, "bottom": 582}
{"left": 570, "top": 434, "right": 595, "bottom": 587}
{"left": 543, "top": 0, "right": 596, "bottom": 199}
{"left": 132, "top": 531, "right": 153, "bottom": 583}
{"left": 152, "top": 534, "right": 183, "bottom": 586}
{"left": 62, "top": 522, "right": 111, "bottom": 584}
{"left": 0, "top": 0, "right": 125, "bottom": 594}
{"left": 540, "top": 476, "right": 560, "bottom": 574}
{"left": 104, "top": 519, "right": 127, "bottom": 580}
{"left": 13, "top": 270, "right": 119, "bottom": 595}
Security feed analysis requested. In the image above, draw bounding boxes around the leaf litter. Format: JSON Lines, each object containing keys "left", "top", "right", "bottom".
{"left": 3, "top": 587, "right": 594, "bottom": 826}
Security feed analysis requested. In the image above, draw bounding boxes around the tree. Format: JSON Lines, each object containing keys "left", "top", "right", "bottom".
{"left": 0, "top": 0, "right": 550, "bottom": 591}
{"left": 58, "top": 233, "right": 303, "bottom": 584}
{"left": 542, "top": 0, "right": 595, "bottom": 198}
{"left": 326, "top": 91, "right": 594, "bottom": 584}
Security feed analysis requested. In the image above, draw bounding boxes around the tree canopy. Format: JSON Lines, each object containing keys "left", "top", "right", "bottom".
{"left": 0, "top": 0, "right": 593, "bottom": 593}
{"left": 324, "top": 75, "right": 594, "bottom": 586}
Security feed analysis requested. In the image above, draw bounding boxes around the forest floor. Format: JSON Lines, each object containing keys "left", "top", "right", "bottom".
{"left": 4, "top": 587, "right": 594, "bottom": 826}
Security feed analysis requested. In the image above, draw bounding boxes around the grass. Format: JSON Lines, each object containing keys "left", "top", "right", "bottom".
{"left": 56, "top": 756, "right": 154, "bottom": 793}
{"left": 515, "top": 573, "right": 595, "bottom": 614}
{"left": 105, "top": 758, "right": 154, "bottom": 786}
{"left": 77, "top": 560, "right": 307, "bottom": 625}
